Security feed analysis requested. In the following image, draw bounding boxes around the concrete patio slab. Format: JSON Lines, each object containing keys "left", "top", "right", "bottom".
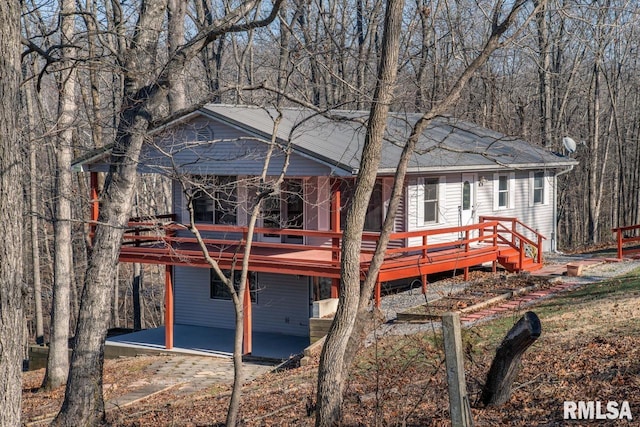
{"left": 106, "top": 324, "right": 309, "bottom": 361}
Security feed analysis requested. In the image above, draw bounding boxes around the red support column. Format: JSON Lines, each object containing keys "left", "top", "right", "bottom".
{"left": 164, "top": 265, "right": 174, "bottom": 350}
{"left": 243, "top": 277, "right": 253, "bottom": 355}
{"left": 331, "top": 183, "right": 341, "bottom": 298}
{"left": 422, "top": 274, "right": 428, "bottom": 294}
{"left": 374, "top": 281, "right": 381, "bottom": 308}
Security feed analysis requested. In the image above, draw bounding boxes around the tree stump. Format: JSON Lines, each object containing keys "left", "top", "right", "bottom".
{"left": 480, "top": 311, "right": 541, "bottom": 406}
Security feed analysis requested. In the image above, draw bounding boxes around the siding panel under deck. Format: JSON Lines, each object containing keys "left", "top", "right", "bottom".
{"left": 173, "top": 267, "right": 310, "bottom": 336}
{"left": 253, "top": 273, "right": 310, "bottom": 336}
{"left": 174, "top": 267, "right": 236, "bottom": 330}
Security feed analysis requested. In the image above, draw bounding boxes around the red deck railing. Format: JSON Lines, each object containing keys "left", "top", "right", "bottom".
{"left": 113, "top": 218, "right": 505, "bottom": 278}
{"left": 612, "top": 224, "right": 640, "bottom": 259}
{"left": 110, "top": 215, "right": 545, "bottom": 284}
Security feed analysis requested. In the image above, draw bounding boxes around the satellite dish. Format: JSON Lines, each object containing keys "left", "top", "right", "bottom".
{"left": 562, "top": 136, "right": 577, "bottom": 153}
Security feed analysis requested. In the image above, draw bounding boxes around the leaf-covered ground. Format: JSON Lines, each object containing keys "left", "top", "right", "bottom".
{"left": 23, "top": 272, "right": 640, "bottom": 426}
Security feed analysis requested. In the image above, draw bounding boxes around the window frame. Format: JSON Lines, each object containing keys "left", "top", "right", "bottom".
{"left": 210, "top": 270, "right": 258, "bottom": 303}
{"left": 493, "top": 172, "right": 515, "bottom": 211}
{"left": 190, "top": 175, "right": 238, "bottom": 225}
{"left": 531, "top": 171, "right": 545, "bottom": 205}
{"left": 339, "top": 179, "right": 384, "bottom": 232}
{"left": 423, "top": 177, "right": 439, "bottom": 224}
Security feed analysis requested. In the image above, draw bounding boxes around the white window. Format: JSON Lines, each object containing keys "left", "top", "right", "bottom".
{"left": 498, "top": 175, "right": 509, "bottom": 208}
{"left": 423, "top": 178, "right": 439, "bottom": 223}
{"left": 533, "top": 172, "right": 544, "bottom": 204}
{"left": 530, "top": 171, "right": 546, "bottom": 205}
{"left": 411, "top": 176, "right": 445, "bottom": 227}
{"left": 493, "top": 172, "right": 515, "bottom": 210}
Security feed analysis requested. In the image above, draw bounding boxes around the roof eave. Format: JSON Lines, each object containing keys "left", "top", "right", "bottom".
{"left": 380, "top": 160, "right": 578, "bottom": 175}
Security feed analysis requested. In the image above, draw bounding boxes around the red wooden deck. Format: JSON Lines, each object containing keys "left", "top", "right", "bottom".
{"left": 110, "top": 216, "right": 544, "bottom": 354}
{"left": 117, "top": 217, "right": 542, "bottom": 283}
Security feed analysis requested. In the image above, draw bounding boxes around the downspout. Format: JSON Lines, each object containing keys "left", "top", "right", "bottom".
{"left": 552, "top": 165, "right": 575, "bottom": 252}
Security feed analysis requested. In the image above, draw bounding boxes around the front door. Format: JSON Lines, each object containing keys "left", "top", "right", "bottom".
{"left": 460, "top": 173, "right": 475, "bottom": 227}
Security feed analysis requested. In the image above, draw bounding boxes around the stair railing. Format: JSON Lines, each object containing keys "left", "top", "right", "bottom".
{"left": 479, "top": 216, "right": 545, "bottom": 267}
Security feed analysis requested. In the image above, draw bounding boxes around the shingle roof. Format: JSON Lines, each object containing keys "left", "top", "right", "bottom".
{"left": 201, "top": 104, "right": 577, "bottom": 174}
{"left": 73, "top": 104, "right": 577, "bottom": 174}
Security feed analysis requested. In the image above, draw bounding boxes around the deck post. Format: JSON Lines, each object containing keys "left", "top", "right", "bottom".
{"left": 617, "top": 229, "right": 623, "bottom": 259}
{"left": 374, "top": 280, "right": 381, "bottom": 308}
{"left": 164, "top": 265, "right": 174, "bottom": 350}
{"left": 422, "top": 274, "right": 428, "bottom": 294}
{"left": 90, "top": 171, "right": 99, "bottom": 238}
{"left": 243, "top": 276, "right": 253, "bottom": 355}
{"left": 331, "top": 184, "right": 341, "bottom": 298}
{"left": 464, "top": 230, "right": 470, "bottom": 280}
{"left": 537, "top": 232, "right": 543, "bottom": 264}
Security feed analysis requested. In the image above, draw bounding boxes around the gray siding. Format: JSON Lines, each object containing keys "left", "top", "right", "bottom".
{"left": 406, "top": 171, "right": 555, "bottom": 251}
{"left": 253, "top": 273, "right": 310, "bottom": 336}
{"left": 144, "top": 116, "right": 335, "bottom": 177}
{"left": 174, "top": 267, "right": 310, "bottom": 336}
{"left": 174, "top": 267, "right": 236, "bottom": 329}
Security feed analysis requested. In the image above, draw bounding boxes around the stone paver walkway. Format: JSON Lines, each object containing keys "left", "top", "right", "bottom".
{"left": 459, "top": 281, "right": 577, "bottom": 323}
{"left": 106, "top": 356, "right": 275, "bottom": 411}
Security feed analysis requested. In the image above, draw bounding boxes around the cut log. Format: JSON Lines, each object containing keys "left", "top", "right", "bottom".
{"left": 480, "top": 311, "right": 541, "bottom": 406}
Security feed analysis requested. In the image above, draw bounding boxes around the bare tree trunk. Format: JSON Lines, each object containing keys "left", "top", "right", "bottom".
{"left": 316, "top": 0, "right": 404, "bottom": 423}
{"left": 534, "top": 0, "right": 552, "bottom": 146}
{"left": 316, "top": 2, "right": 544, "bottom": 425}
{"left": 43, "top": 0, "right": 76, "bottom": 390}
{"left": 54, "top": 3, "right": 169, "bottom": 423}
{"left": 168, "top": 0, "right": 187, "bottom": 110}
{"left": 24, "top": 61, "right": 45, "bottom": 346}
{"left": 481, "top": 312, "right": 541, "bottom": 406}
{"left": 54, "top": 0, "right": 284, "bottom": 422}
{"left": 0, "top": 1, "right": 25, "bottom": 424}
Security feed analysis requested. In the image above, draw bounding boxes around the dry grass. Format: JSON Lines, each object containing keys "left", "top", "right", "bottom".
{"left": 23, "top": 271, "right": 640, "bottom": 426}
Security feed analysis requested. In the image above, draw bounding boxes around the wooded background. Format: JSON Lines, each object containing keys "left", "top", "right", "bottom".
{"left": 18, "top": 0, "right": 639, "bottom": 346}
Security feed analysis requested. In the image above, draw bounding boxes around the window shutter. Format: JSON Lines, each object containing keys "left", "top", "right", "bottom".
{"left": 439, "top": 176, "right": 446, "bottom": 224}
{"left": 492, "top": 173, "right": 499, "bottom": 211}
{"left": 528, "top": 171, "right": 534, "bottom": 207}
{"left": 508, "top": 172, "right": 515, "bottom": 209}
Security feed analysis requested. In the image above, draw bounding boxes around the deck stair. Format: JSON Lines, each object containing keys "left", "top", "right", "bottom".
{"left": 480, "top": 216, "right": 546, "bottom": 273}
{"left": 497, "top": 246, "right": 543, "bottom": 272}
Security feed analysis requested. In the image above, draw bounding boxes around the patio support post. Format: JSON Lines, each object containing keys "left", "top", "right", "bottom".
{"left": 330, "top": 183, "right": 341, "bottom": 298}
{"left": 90, "top": 171, "right": 99, "bottom": 238}
{"left": 243, "top": 276, "right": 252, "bottom": 355}
{"left": 164, "top": 265, "right": 174, "bottom": 350}
{"left": 422, "top": 274, "right": 428, "bottom": 294}
{"left": 464, "top": 229, "right": 470, "bottom": 280}
{"left": 374, "top": 280, "right": 381, "bottom": 308}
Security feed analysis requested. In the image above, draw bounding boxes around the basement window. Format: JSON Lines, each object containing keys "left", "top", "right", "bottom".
{"left": 210, "top": 270, "right": 257, "bottom": 303}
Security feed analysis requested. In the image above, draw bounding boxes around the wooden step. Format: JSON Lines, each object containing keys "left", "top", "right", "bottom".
{"left": 497, "top": 249, "right": 542, "bottom": 272}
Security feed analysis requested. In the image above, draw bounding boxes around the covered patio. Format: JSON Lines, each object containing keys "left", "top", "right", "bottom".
{"left": 106, "top": 324, "right": 309, "bottom": 361}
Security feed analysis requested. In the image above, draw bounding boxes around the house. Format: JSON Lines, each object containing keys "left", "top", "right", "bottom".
{"left": 73, "top": 104, "right": 577, "bottom": 356}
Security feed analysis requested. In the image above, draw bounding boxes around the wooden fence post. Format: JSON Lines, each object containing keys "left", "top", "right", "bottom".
{"left": 442, "top": 312, "right": 473, "bottom": 427}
